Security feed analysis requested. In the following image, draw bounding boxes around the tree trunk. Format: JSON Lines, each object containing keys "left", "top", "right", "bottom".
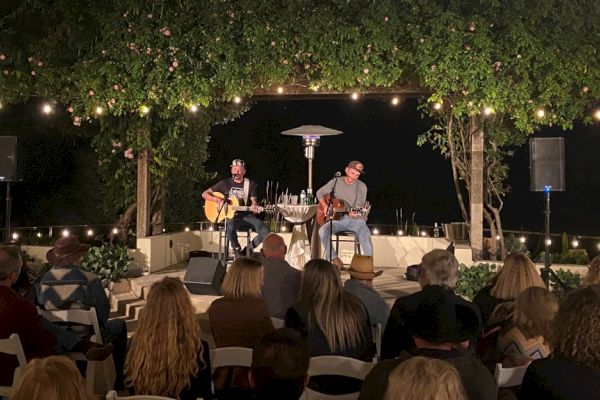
{"left": 136, "top": 121, "right": 152, "bottom": 238}
{"left": 470, "top": 116, "right": 484, "bottom": 260}
{"left": 151, "top": 184, "right": 165, "bottom": 235}
{"left": 446, "top": 117, "right": 471, "bottom": 227}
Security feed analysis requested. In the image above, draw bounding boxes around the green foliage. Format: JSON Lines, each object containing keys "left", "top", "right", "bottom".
{"left": 80, "top": 243, "right": 131, "bottom": 288}
{"left": 536, "top": 250, "right": 590, "bottom": 265}
{"left": 547, "top": 268, "right": 583, "bottom": 298}
{"left": 456, "top": 262, "right": 497, "bottom": 300}
{"left": 504, "top": 233, "right": 530, "bottom": 257}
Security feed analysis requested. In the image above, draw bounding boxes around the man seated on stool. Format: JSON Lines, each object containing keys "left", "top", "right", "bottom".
{"left": 260, "top": 234, "right": 301, "bottom": 319}
{"left": 316, "top": 160, "right": 373, "bottom": 270}
{"left": 344, "top": 255, "right": 390, "bottom": 331}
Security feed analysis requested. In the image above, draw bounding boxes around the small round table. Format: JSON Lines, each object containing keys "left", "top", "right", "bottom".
{"left": 276, "top": 204, "right": 319, "bottom": 269}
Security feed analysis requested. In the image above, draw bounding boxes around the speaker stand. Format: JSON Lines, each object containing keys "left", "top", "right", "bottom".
{"left": 540, "top": 188, "right": 567, "bottom": 292}
{"left": 4, "top": 182, "right": 12, "bottom": 242}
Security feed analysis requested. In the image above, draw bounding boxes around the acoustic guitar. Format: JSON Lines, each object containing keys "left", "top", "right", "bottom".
{"left": 204, "top": 192, "right": 274, "bottom": 223}
{"left": 316, "top": 193, "right": 371, "bottom": 226}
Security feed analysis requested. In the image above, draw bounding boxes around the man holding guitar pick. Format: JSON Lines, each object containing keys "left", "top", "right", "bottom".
{"left": 202, "top": 159, "right": 271, "bottom": 259}
{"left": 316, "top": 160, "right": 373, "bottom": 269}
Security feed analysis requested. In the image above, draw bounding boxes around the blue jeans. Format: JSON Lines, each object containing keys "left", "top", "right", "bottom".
{"left": 226, "top": 213, "right": 271, "bottom": 251}
{"left": 318, "top": 216, "right": 373, "bottom": 260}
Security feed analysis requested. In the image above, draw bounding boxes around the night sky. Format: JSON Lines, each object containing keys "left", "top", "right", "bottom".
{"left": 208, "top": 98, "right": 600, "bottom": 237}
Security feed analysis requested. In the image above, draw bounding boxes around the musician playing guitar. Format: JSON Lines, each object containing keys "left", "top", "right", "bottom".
{"left": 202, "top": 158, "right": 271, "bottom": 259}
{"left": 316, "top": 160, "right": 373, "bottom": 270}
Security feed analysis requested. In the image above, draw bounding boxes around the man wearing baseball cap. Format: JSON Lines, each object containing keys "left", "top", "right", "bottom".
{"left": 315, "top": 160, "right": 373, "bottom": 269}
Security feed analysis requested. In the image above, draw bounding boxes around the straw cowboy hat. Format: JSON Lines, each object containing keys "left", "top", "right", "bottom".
{"left": 46, "top": 236, "right": 91, "bottom": 267}
{"left": 348, "top": 255, "right": 383, "bottom": 279}
{"left": 407, "top": 286, "right": 481, "bottom": 344}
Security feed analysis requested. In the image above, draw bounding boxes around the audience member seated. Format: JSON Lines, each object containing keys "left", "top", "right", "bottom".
{"left": 0, "top": 244, "right": 56, "bottom": 386}
{"left": 360, "top": 285, "right": 495, "bottom": 400}
{"left": 383, "top": 356, "right": 466, "bottom": 400}
{"left": 125, "top": 277, "right": 212, "bottom": 400}
{"left": 10, "top": 355, "right": 88, "bottom": 400}
{"left": 36, "top": 236, "right": 127, "bottom": 388}
{"left": 520, "top": 284, "right": 600, "bottom": 400}
{"left": 381, "top": 249, "right": 481, "bottom": 360}
{"left": 583, "top": 254, "right": 600, "bottom": 286}
{"left": 472, "top": 253, "right": 545, "bottom": 326}
{"left": 491, "top": 286, "right": 557, "bottom": 368}
{"left": 249, "top": 328, "right": 310, "bottom": 400}
{"left": 259, "top": 233, "right": 301, "bottom": 318}
{"left": 285, "top": 259, "right": 374, "bottom": 395}
{"left": 208, "top": 257, "right": 274, "bottom": 399}
{"left": 344, "top": 255, "right": 390, "bottom": 331}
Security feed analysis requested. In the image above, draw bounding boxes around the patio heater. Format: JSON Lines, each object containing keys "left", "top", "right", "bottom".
{"left": 280, "top": 125, "right": 343, "bottom": 191}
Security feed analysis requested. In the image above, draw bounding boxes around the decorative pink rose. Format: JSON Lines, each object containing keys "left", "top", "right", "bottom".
{"left": 37, "top": 61, "right": 43, "bottom": 67}
{"left": 31, "top": 70, "right": 36, "bottom": 76}
{"left": 363, "top": 68, "right": 369, "bottom": 74}
{"left": 0, "top": 54, "right": 5, "bottom": 60}
{"left": 124, "top": 148, "right": 134, "bottom": 159}
{"left": 67, "top": 107, "right": 74, "bottom": 113}
{"left": 113, "top": 84, "right": 119, "bottom": 90}
{"left": 168, "top": 66, "right": 174, "bottom": 72}
{"left": 172, "top": 61, "right": 178, "bottom": 67}
{"left": 384, "top": 16, "right": 389, "bottom": 22}
{"left": 27, "top": 57, "right": 33, "bottom": 62}
{"left": 583, "top": 86, "right": 589, "bottom": 93}
{"left": 271, "top": 41, "right": 276, "bottom": 46}
{"left": 88, "top": 90, "right": 95, "bottom": 96}
{"left": 163, "top": 29, "right": 171, "bottom": 36}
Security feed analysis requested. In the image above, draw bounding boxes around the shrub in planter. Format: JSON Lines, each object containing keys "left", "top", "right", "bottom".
{"left": 546, "top": 268, "right": 583, "bottom": 298}
{"left": 81, "top": 243, "right": 131, "bottom": 288}
{"left": 455, "top": 263, "right": 498, "bottom": 300}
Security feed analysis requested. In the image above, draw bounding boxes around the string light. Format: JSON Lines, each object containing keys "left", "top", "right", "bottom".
{"left": 36, "top": 232, "right": 42, "bottom": 238}
{"left": 280, "top": 225, "right": 287, "bottom": 232}
{"left": 420, "top": 230, "right": 428, "bottom": 237}
{"left": 351, "top": 92, "right": 359, "bottom": 100}
{"left": 545, "top": 238, "right": 552, "bottom": 246}
{"left": 189, "top": 104, "right": 198, "bottom": 113}
{"left": 277, "top": 86, "right": 284, "bottom": 94}
{"left": 112, "top": 228, "right": 119, "bottom": 234}
{"left": 233, "top": 96, "right": 242, "bottom": 104}
{"left": 495, "top": 235, "right": 501, "bottom": 240}
{"left": 139, "top": 105, "right": 150, "bottom": 115}
{"left": 594, "top": 109, "right": 600, "bottom": 121}
{"left": 483, "top": 107, "right": 494, "bottom": 116}
{"left": 184, "top": 227, "right": 190, "bottom": 232}
{"left": 397, "top": 230, "right": 404, "bottom": 236}
{"left": 391, "top": 97, "right": 400, "bottom": 106}
{"left": 208, "top": 225, "right": 214, "bottom": 231}
{"left": 95, "top": 106, "right": 104, "bottom": 115}
{"left": 433, "top": 102, "right": 442, "bottom": 110}
{"left": 536, "top": 108, "right": 545, "bottom": 118}
{"left": 519, "top": 235, "right": 526, "bottom": 243}
{"left": 373, "top": 228, "right": 380, "bottom": 235}
{"left": 571, "top": 237, "right": 579, "bottom": 248}
{"left": 62, "top": 229, "right": 70, "bottom": 237}
{"left": 42, "top": 103, "right": 53, "bottom": 114}
{"left": 11, "top": 232, "right": 19, "bottom": 240}
{"left": 87, "top": 229, "right": 94, "bottom": 237}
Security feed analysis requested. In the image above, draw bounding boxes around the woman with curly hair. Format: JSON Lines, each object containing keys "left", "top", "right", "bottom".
{"left": 11, "top": 355, "right": 88, "bottom": 400}
{"left": 285, "top": 259, "right": 373, "bottom": 395}
{"left": 520, "top": 284, "right": 600, "bottom": 399}
{"left": 125, "top": 277, "right": 211, "bottom": 400}
{"left": 208, "top": 257, "right": 274, "bottom": 399}
{"left": 583, "top": 254, "right": 600, "bottom": 286}
{"left": 473, "top": 253, "right": 545, "bottom": 326}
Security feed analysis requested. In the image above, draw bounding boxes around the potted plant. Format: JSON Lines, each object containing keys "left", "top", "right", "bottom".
{"left": 81, "top": 243, "right": 132, "bottom": 288}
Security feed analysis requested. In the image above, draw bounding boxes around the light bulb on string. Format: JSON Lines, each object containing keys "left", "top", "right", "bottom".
{"left": 519, "top": 236, "right": 526, "bottom": 244}
{"left": 233, "top": 96, "right": 242, "bottom": 104}
{"left": 391, "top": 97, "right": 400, "bottom": 106}
{"left": 433, "top": 102, "right": 442, "bottom": 110}
{"left": 277, "top": 86, "right": 284, "bottom": 94}
{"left": 351, "top": 92, "right": 359, "bottom": 101}
{"left": 42, "top": 103, "right": 53, "bottom": 114}
{"left": 62, "top": 229, "right": 70, "bottom": 237}
{"left": 87, "top": 229, "right": 94, "bottom": 237}
{"left": 190, "top": 104, "right": 198, "bottom": 113}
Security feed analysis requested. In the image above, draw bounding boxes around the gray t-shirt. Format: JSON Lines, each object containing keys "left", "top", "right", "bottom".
{"left": 316, "top": 177, "right": 367, "bottom": 209}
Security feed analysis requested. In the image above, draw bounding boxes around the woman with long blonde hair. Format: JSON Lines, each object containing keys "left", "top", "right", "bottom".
{"left": 11, "top": 355, "right": 88, "bottom": 400}
{"left": 583, "top": 254, "right": 600, "bottom": 286}
{"left": 208, "top": 257, "right": 274, "bottom": 399}
{"left": 124, "top": 277, "right": 211, "bottom": 400}
{"left": 384, "top": 356, "right": 465, "bottom": 400}
{"left": 285, "top": 259, "right": 373, "bottom": 395}
{"left": 473, "top": 253, "right": 545, "bottom": 325}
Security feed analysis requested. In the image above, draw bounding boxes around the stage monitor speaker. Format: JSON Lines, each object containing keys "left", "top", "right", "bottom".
{"left": 0, "top": 136, "right": 22, "bottom": 182}
{"left": 529, "top": 137, "right": 565, "bottom": 192}
{"left": 183, "top": 257, "right": 225, "bottom": 296}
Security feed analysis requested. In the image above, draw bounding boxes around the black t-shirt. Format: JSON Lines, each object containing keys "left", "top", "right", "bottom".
{"left": 211, "top": 178, "right": 258, "bottom": 207}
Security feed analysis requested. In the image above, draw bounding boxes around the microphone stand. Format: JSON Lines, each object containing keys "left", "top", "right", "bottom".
{"left": 328, "top": 176, "right": 340, "bottom": 261}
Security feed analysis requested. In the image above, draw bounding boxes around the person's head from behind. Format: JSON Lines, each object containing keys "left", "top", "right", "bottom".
{"left": 0, "top": 244, "right": 22, "bottom": 286}
{"left": 490, "top": 253, "right": 545, "bottom": 300}
{"left": 249, "top": 328, "right": 309, "bottom": 399}
{"left": 221, "top": 257, "right": 263, "bottom": 299}
{"left": 125, "top": 277, "right": 203, "bottom": 397}
{"left": 11, "top": 355, "right": 88, "bottom": 400}
{"left": 299, "top": 259, "right": 342, "bottom": 301}
{"left": 513, "top": 286, "right": 558, "bottom": 341}
{"left": 384, "top": 356, "right": 466, "bottom": 400}
{"left": 584, "top": 254, "right": 600, "bottom": 286}
{"left": 550, "top": 284, "right": 600, "bottom": 371}
{"left": 261, "top": 233, "right": 287, "bottom": 259}
{"left": 419, "top": 249, "right": 459, "bottom": 289}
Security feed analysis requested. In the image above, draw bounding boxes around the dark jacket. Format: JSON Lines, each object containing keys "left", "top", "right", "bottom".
{"left": 261, "top": 257, "right": 301, "bottom": 319}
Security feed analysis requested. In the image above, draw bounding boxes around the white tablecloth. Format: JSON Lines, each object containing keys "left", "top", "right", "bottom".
{"left": 277, "top": 204, "right": 318, "bottom": 269}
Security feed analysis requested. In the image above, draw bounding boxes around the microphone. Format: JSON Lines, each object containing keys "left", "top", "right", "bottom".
{"left": 333, "top": 171, "right": 342, "bottom": 177}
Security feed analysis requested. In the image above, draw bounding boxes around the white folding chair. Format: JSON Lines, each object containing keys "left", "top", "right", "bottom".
{"left": 371, "top": 323, "right": 382, "bottom": 362}
{"left": 303, "top": 355, "right": 376, "bottom": 400}
{"left": 209, "top": 346, "right": 253, "bottom": 371}
{"left": 38, "top": 307, "right": 114, "bottom": 395}
{"left": 0, "top": 333, "right": 27, "bottom": 397}
{"left": 271, "top": 317, "right": 285, "bottom": 329}
{"left": 494, "top": 362, "right": 529, "bottom": 393}
{"left": 105, "top": 390, "right": 177, "bottom": 400}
